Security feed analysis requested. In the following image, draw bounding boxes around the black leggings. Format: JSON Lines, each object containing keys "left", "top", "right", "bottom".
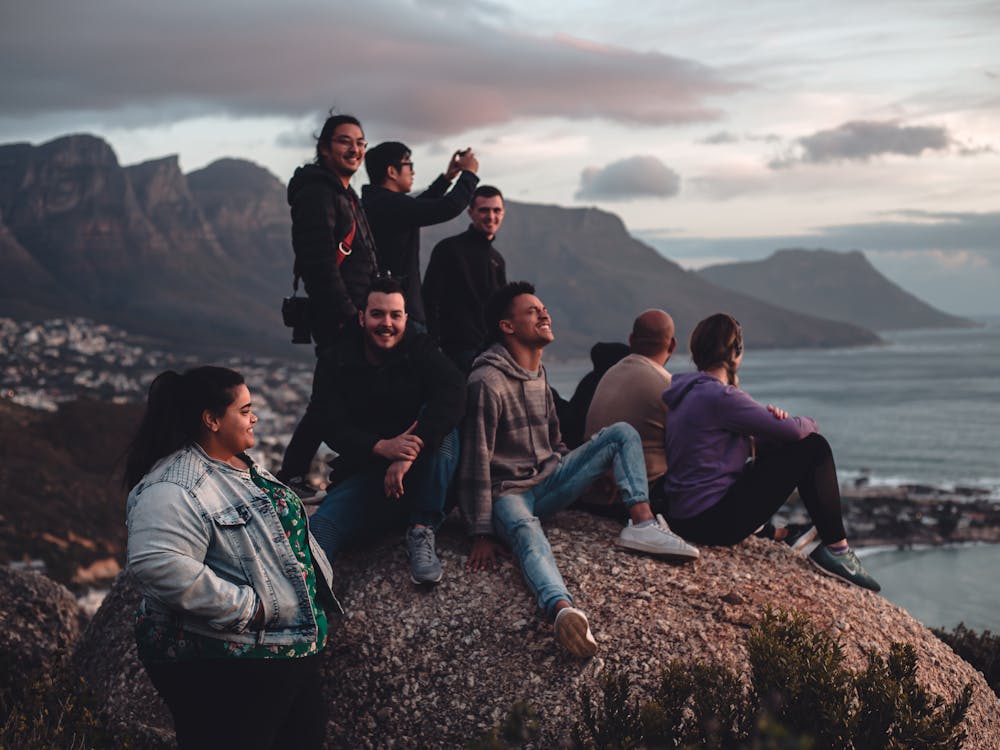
{"left": 142, "top": 654, "right": 327, "bottom": 750}
{"left": 668, "top": 433, "right": 847, "bottom": 546}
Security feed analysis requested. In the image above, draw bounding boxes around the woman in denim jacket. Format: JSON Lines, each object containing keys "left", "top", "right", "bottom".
{"left": 124, "top": 366, "right": 338, "bottom": 750}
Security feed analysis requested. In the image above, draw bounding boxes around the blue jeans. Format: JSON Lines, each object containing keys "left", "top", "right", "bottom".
{"left": 492, "top": 423, "right": 649, "bottom": 615}
{"left": 310, "top": 429, "right": 459, "bottom": 563}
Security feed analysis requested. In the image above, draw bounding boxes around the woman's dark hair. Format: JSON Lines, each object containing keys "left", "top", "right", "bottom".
{"left": 315, "top": 113, "right": 363, "bottom": 163}
{"left": 689, "top": 313, "right": 743, "bottom": 386}
{"left": 123, "top": 366, "right": 245, "bottom": 490}
{"left": 485, "top": 281, "right": 535, "bottom": 344}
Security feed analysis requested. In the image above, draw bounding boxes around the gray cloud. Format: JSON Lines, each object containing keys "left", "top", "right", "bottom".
{"left": 575, "top": 156, "right": 682, "bottom": 201}
{"left": 700, "top": 130, "right": 780, "bottom": 145}
{"left": 0, "top": 1, "right": 741, "bottom": 142}
{"left": 772, "top": 120, "right": 953, "bottom": 167}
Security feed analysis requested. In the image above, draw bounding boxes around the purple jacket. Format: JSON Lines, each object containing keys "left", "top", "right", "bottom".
{"left": 661, "top": 372, "right": 818, "bottom": 519}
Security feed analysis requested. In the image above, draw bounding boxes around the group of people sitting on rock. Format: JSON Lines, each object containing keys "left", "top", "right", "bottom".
{"left": 122, "top": 112, "right": 880, "bottom": 750}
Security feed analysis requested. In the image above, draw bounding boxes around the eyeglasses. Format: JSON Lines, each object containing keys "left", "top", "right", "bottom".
{"left": 329, "top": 136, "right": 367, "bottom": 150}
{"left": 397, "top": 161, "right": 414, "bottom": 169}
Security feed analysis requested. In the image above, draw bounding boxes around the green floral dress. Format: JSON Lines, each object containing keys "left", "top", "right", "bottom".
{"left": 136, "top": 463, "right": 329, "bottom": 661}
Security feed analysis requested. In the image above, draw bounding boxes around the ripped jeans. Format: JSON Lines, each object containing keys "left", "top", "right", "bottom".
{"left": 492, "top": 423, "right": 649, "bottom": 616}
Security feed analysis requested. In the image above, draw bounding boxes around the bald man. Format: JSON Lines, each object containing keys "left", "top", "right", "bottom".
{"left": 585, "top": 310, "right": 678, "bottom": 496}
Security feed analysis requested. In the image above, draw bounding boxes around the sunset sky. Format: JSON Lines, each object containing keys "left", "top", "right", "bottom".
{"left": 3, "top": 0, "right": 998, "bottom": 315}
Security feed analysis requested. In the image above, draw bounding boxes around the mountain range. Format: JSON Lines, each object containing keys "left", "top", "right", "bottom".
{"left": 0, "top": 134, "right": 970, "bottom": 358}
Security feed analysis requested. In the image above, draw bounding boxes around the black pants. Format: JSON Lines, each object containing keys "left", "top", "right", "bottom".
{"left": 281, "top": 345, "right": 336, "bottom": 479}
{"left": 142, "top": 654, "right": 327, "bottom": 750}
{"left": 668, "top": 433, "right": 847, "bottom": 546}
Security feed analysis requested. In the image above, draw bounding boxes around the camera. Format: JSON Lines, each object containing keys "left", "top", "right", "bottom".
{"left": 281, "top": 295, "right": 312, "bottom": 344}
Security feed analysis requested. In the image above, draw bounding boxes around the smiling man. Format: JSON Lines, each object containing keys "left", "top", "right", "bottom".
{"left": 278, "top": 113, "right": 380, "bottom": 498}
{"left": 459, "top": 282, "right": 698, "bottom": 658}
{"left": 422, "top": 185, "right": 508, "bottom": 372}
{"left": 307, "top": 277, "right": 465, "bottom": 584}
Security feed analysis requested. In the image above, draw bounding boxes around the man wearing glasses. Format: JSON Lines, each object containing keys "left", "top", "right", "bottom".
{"left": 361, "top": 142, "right": 479, "bottom": 330}
{"left": 278, "top": 114, "right": 380, "bottom": 497}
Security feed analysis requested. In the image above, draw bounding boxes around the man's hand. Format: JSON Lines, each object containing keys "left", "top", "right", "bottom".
{"left": 384, "top": 459, "right": 413, "bottom": 499}
{"left": 467, "top": 535, "right": 502, "bottom": 571}
{"left": 766, "top": 404, "right": 789, "bottom": 420}
{"left": 445, "top": 148, "right": 479, "bottom": 179}
{"left": 373, "top": 422, "right": 424, "bottom": 461}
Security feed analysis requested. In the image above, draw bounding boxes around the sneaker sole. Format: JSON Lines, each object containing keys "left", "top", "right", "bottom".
{"left": 616, "top": 537, "right": 700, "bottom": 559}
{"left": 555, "top": 611, "right": 598, "bottom": 658}
{"left": 410, "top": 570, "right": 443, "bottom": 585}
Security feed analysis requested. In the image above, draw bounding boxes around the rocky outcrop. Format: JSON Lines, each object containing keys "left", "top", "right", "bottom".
{"left": 76, "top": 513, "right": 999, "bottom": 748}
{"left": 0, "top": 566, "right": 81, "bottom": 692}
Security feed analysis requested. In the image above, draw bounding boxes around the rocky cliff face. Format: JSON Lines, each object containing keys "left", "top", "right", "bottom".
{"left": 0, "top": 135, "right": 292, "bottom": 354}
{"left": 74, "top": 514, "right": 999, "bottom": 748}
{"left": 698, "top": 248, "right": 974, "bottom": 331}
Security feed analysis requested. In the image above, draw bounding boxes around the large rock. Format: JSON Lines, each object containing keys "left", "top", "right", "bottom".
{"left": 77, "top": 513, "right": 1000, "bottom": 748}
{"left": 0, "top": 566, "right": 81, "bottom": 691}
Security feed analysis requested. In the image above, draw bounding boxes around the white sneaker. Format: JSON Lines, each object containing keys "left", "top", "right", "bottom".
{"left": 618, "top": 514, "right": 700, "bottom": 559}
{"left": 553, "top": 607, "right": 598, "bottom": 658}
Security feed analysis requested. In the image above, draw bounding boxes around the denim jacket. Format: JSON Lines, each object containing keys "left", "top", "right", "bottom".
{"left": 126, "top": 444, "right": 339, "bottom": 647}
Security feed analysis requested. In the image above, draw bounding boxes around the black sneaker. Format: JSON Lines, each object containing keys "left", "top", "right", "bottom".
{"left": 809, "top": 546, "right": 881, "bottom": 592}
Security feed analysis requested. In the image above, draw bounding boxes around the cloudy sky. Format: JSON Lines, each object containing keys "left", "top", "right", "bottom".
{"left": 4, "top": 0, "right": 998, "bottom": 315}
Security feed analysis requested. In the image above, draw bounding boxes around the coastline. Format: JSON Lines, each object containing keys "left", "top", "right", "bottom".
{"left": 835, "top": 484, "right": 1000, "bottom": 549}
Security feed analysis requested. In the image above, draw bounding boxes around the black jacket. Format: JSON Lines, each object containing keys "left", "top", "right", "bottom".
{"left": 313, "top": 325, "right": 465, "bottom": 483}
{"left": 288, "top": 164, "right": 378, "bottom": 348}
{"left": 422, "top": 226, "right": 507, "bottom": 357}
{"left": 361, "top": 170, "right": 479, "bottom": 324}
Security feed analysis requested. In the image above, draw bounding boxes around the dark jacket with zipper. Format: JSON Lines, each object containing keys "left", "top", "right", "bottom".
{"left": 312, "top": 324, "right": 465, "bottom": 483}
{"left": 422, "top": 225, "right": 507, "bottom": 357}
{"left": 288, "top": 164, "right": 378, "bottom": 348}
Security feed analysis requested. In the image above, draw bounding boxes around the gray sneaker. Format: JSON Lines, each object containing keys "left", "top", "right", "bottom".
{"left": 406, "top": 526, "right": 442, "bottom": 584}
{"left": 618, "top": 514, "right": 700, "bottom": 559}
{"left": 809, "top": 545, "right": 881, "bottom": 592}
{"left": 553, "top": 607, "right": 598, "bottom": 658}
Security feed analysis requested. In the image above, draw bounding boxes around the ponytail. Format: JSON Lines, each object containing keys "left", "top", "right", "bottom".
{"left": 123, "top": 366, "right": 244, "bottom": 490}
{"left": 689, "top": 313, "right": 743, "bottom": 387}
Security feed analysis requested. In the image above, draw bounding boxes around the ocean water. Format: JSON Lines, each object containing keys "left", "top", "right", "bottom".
{"left": 547, "top": 319, "right": 1000, "bottom": 630}
{"left": 548, "top": 318, "right": 1000, "bottom": 496}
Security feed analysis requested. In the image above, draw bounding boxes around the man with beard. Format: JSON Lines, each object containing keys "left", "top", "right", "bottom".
{"left": 459, "top": 282, "right": 698, "bottom": 658}
{"left": 308, "top": 277, "right": 465, "bottom": 584}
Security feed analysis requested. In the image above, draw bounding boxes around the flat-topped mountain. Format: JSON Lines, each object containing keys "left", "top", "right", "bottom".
{"left": 0, "top": 134, "right": 890, "bottom": 357}
{"left": 699, "top": 248, "right": 974, "bottom": 331}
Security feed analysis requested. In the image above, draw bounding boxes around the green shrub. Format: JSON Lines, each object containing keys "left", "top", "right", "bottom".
{"left": 0, "top": 660, "right": 116, "bottom": 750}
{"left": 932, "top": 623, "right": 1000, "bottom": 698}
{"left": 466, "top": 701, "right": 541, "bottom": 749}
{"left": 472, "top": 609, "right": 973, "bottom": 749}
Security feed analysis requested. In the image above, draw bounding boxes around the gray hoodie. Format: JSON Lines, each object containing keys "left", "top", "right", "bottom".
{"left": 459, "top": 343, "right": 568, "bottom": 535}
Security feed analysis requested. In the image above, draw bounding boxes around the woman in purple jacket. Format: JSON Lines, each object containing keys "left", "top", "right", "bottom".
{"left": 662, "top": 313, "right": 880, "bottom": 591}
